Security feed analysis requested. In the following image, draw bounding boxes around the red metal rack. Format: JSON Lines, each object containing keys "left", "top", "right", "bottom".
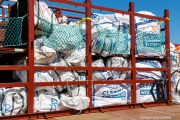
{"left": 0, "top": 0, "right": 171, "bottom": 119}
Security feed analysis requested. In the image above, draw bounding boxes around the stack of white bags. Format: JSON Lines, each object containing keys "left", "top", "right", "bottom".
{"left": 92, "top": 57, "right": 130, "bottom": 107}
{"left": 92, "top": 57, "right": 128, "bottom": 81}
{"left": 169, "top": 43, "right": 180, "bottom": 104}
{"left": 135, "top": 11, "right": 165, "bottom": 57}
{"left": 125, "top": 60, "right": 163, "bottom": 103}
{"left": 5, "top": 0, "right": 90, "bottom": 115}
{"left": 2, "top": 0, "right": 178, "bottom": 114}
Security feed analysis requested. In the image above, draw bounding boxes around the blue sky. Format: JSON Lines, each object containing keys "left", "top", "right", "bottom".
{"left": 3, "top": 0, "right": 179, "bottom": 44}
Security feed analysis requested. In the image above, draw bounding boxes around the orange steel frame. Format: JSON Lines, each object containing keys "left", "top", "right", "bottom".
{"left": 0, "top": 0, "right": 171, "bottom": 119}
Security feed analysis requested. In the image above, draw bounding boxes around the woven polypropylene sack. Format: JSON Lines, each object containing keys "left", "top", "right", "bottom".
{"left": 39, "top": 18, "right": 84, "bottom": 52}
{"left": 0, "top": 15, "right": 27, "bottom": 47}
{"left": 136, "top": 30, "right": 165, "bottom": 54}
{"left": 92, "top": 25, "right": 129, "bottom": 55}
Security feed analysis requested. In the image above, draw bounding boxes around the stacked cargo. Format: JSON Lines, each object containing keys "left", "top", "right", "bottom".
{"left": 0, "top": 0, "right": 174, "bottom": 118}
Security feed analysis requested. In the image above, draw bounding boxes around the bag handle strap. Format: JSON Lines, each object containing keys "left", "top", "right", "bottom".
{"left": 10, "top": 90, "right": 25, "bottom": 115}
{"left": 175, "top": 78, "right": 180, "bottom": 92}
{"left": 16, "top": 93, "right": 25, "bottom": 114}
{"left": 10, "top": 93, "right": 16, "bottom": 115}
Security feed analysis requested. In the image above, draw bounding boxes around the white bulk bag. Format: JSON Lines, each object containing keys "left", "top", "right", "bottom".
{"left": 171, "top": 76, "right": 180, "bottom": 104}
{"left": 34, "top": 87, "right": 60, "bottom": 112}
{"left": 92, "top": 59, "right": 105, "bottom": 67}
{"left": 92, "top": 84, "right": 127, "bottom": 107}
{"left": 135, "top": 11, "right": 160, "bottom": 33}
{"left": 170, "top": 42, "right": 176, "bottom": 51}
{"left": 48, "top": 70, "right": 65, "bottom": 93}
{"left": 170, "top": 43, "right": 179, "bottom": 68}
{"left": 34, "top": 37, "right": 57, "bottom": 65}
{"left": 50, "top": 53, "right": 67, "bottom": 67}
{"left": 34, "top": 71, "right": 54, "bottom": 82}
{"left": 57, "top": 16, "right": 68, "bottom": 24}
{"left": 171, "top": 67, "right": 180, "bottom": 77}
{"left": 12, "top": 58, "right": 54, "bottom": 83}
{"left": 67, "top": 85, "right": 87, "bottom": 97}
{"left": 93, "top": 13, "right": 129, "bottom": 25}
{"left": 170, "top": 52, "right": 179, "bottom": 68}
{"left": 12, "top": 59, "right": 27, "bottom": 82}
{"left": 66, "top": 73, "right": 87, "bottom": 97}
{"left": 136, "top": 83, "right": 157, "bottom": 103}
{"left": 92, "top": 71, "right": 112, "bottom": 80}
{"left": 91, "top": 22, "right": 118, "bottom": 55}
{"left": 50, "top": 55, "right": 79, "bottom": 82}
{"left": 126, "top": 60, "right": 163, "bottom": 80}
{"left": 57, "top": 94, "right": 90, "bottom": 111}
{"left": 106, "top": 57, "right": 128, "bottom": 80}
{"left": 68, "top": 72, "right": 87, "bottom": 97}
{"left": 171, "top": 76, "right": 180, "bottom": 93}
{"left": 82, "top": 14, "right": 117, "bottom": 41}
{"left": 1, "top": 87, "right": 27, "bottom": 116}
{"left": 171, "top": 91, "right": 180, "bottom": 104}
{"left": 78, "top": 72, "right": 86, "bottom": 81}
{"left": 64, "top": 48, "right": 86, "bottom": 72}
{"left": 67, "top": 21, "right": 76, "bottom": 26}
{"left": 92, "top": 59, "right": 112, "bottom": 80}
{"left": 0, "top": 88, "right": 5, "bottom": 116}
{"left": 136, "top": 60, "right": 163, "bottom": 80}
{"left": 34, "top": 0, "right": 58, "bottom": 36}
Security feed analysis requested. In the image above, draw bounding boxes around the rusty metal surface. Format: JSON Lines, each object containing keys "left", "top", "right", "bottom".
{"left": 33, "top": 105, "right": 180, "bottom": 120}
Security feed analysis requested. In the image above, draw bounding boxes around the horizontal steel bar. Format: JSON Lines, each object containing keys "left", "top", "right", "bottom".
{"left": 0, "top": 109, "right": 90, "bottom": 120}
{"left": 91, "top": 67, "right": 131, "bottom": 71}
{"left": 47, "top": 0, "right": 87, "bottom": 7}
{"left": 136, "top": 80, "right": 156, "bottom": 83}
{"left": 134, "top": 12, "right": 167, "bottom": 21}
{"left": 91, "top": 4, "right": 131, "bottom": 15}
{"left": 0, "top": 101, "right": 168, "bottom": 120}
{"left": 136, "top": 55, "right": 164, "bottom": 59}
{"left": 93, "top": 80, "right": 157, "bottom": 84}
{"left": 34, "top": 66, "right": 87, "bottom": 70}
{"left": 0, "top": 80, "right": 164, "bottom": 88}
{"left": 93, "top": 80, "right": 132, "bottom": 84}
{"left": 35, "top": 81, "right": 88, "bottom": 86}
{"left": 49, "top": 6, "right": 86, "bottom": 14}
{"left": 0, "top": 48, "right": 26, "bottom": 52}
{"left": 0, "top": 82, "right": 29, "bottom": 87}
{"left": 0, "top": 66, "right": 29, "bottom": 70}
{"left": 93, "top": 53, "right": 130, "bottom": 58}
{"left": 90, "top": 101, "right": 168, "bottom": 112}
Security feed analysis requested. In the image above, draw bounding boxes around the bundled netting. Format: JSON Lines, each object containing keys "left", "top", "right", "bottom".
{"left": 136, "top": 30, "right": 165, "bottom": 54}
{"left": 0, "top": 14, "right": 27, "bottom": 47}
{"left": 38, "top": 17, "right": 84, "bottom": 52}
{"left": 92, "top": 25, "right": 129, "bottom": 55}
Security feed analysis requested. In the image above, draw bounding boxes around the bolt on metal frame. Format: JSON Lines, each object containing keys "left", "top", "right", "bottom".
{"left": 0, "top": 0, "right": 171, "bottom": 119}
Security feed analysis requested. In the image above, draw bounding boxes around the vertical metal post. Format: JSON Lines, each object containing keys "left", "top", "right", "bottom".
{"left": 164, "top": 10, "right": 171, "bottom": 101}
{"left": 86, "top": 0, "right": 92, "bottom": 108}
{"left": 27, "top": 0, "right": 34, "bottom": 113}
{"left": 59, "top": 8, "right": 62, "bottom": 17}
{"left": 2, "top": 7, "right": 4, "bottom": 21}
{"left": 129, "top": 2, "right": 136, "bottom": 104}
{"left": 8, "top": 4, "right": 12, "bottom": 17}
